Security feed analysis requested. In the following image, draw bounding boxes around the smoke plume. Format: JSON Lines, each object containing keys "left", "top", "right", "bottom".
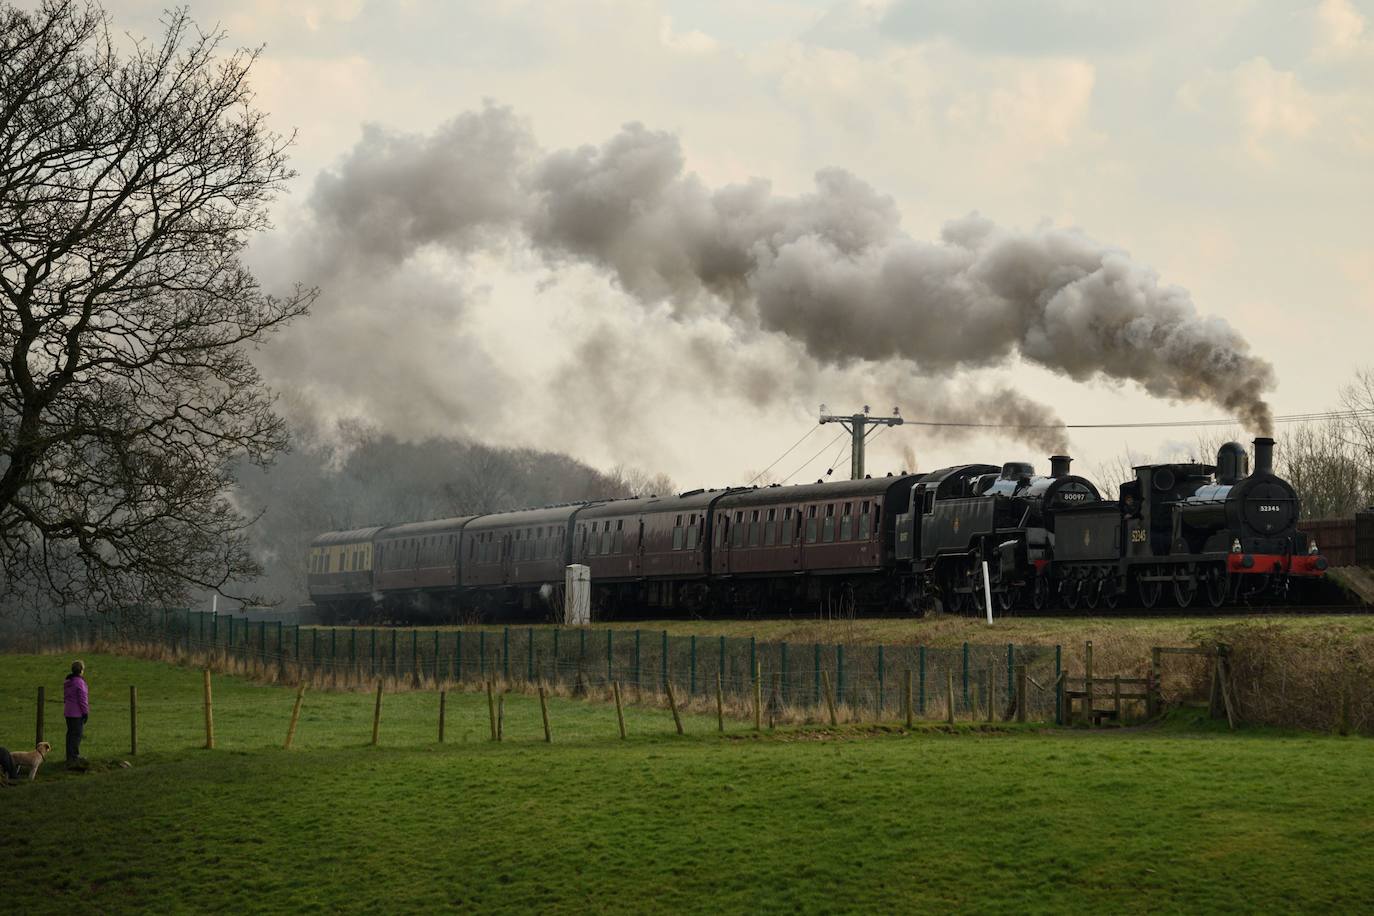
{"left": 267, "top": 102, "right": 1275, "bottom": 468}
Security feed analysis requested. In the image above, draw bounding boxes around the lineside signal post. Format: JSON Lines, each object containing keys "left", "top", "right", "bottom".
{"left": 818, "top": 404, "right": 904, "bottom": 480}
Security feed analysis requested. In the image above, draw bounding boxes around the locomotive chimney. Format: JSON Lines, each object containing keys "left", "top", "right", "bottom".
{"left": 1049, "top": 455, "right": 1072, "bottom": 478}
{"left": 1216, "top": 442, "right": 1248, "bottom": 485}
{"left": 1252, "top": 437, "right": 1274, "bottom": 476}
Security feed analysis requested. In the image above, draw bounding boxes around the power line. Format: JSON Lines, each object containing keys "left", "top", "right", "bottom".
{"left": 899, "top": 407, "right": 1374, "bottom": 431}
{"left": 781, "top": 431, "right": 846, "bottom": 484}
{"left": 747, "top": 426, "right": 820, "bottom": 485}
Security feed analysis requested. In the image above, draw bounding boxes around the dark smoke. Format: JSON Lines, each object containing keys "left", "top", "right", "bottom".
{"left": 281, "top": 102, "right": 1276, "bottom": 452}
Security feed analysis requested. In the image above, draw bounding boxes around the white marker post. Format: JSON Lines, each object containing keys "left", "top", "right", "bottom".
{"left": 981, "top": 560, "right": 994, "bottom": 625}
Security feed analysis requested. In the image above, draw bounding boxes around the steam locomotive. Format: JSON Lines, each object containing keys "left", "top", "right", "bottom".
{"left": 306, "top": 436, "right": 1327, "bottom": 622}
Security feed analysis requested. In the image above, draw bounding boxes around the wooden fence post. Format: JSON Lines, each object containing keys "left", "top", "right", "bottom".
{"left": 821, "top": 670, "right": 838, "bottom": 726}
{"left": 285, "top": 683, "right": 307, "bottom": 750}
{"left": 946, "top": 671, "right": 956, "bottom": 725}
{"left": 665, "top": 679, "right": 684, "bottom": 736}
{"left": 497, "top": 696, "right": 504, "bottom": 741}
{"left": 130, "top": 686, "right": 138, "bottom": 756}
{"left": 1015, "top": 664, "right": 1027, "bottom": 724}
{"left": 715, "top": 671, "right": 724, "bottom": 733}
{"left": 203, "top": 669, "right": 215, "bottom": 750}
{"left": 613, "top": 681, "right": 627, "bottom": 739}
{"left": 539, "top": 685, "right": 552, "bottom": 743}
{"left": 1149, "top": 647, "right": 1162, "bottom": 718}
{"left": 753, "top": 660, "right": 762, "bottom": 731}
{"left": 438, "top": 689, "right": 447, "bottom": 744}
{"left": 1113, "top": 675, "right": 1122, "bottom": 722}
{"left": 770, "top": 672, "right": 782, "bottom": 729}
{"left": 486, "top": 680, "right": 498, "bottom": 741}
{"left": 371, "top": 680, "right": 384, "bottom": 746}
{"left": 1084, "top": 641, "right": 1094, "bottom": 719}
{"left": 35, "top": 686, "right": 44, "bottom": 746}
{"left": 904, "top": 669, "right": 914, "bottom": 728}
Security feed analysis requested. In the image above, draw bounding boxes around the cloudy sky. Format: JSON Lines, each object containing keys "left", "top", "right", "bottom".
{"left": 107, "top": 1, "right": 1374, "bottom": 486}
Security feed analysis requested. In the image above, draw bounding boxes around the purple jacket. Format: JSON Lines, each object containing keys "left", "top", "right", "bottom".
{"left": 64, "top": 674, "right": 89, "bottom": 718}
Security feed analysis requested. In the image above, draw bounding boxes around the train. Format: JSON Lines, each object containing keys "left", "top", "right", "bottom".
{"left": 306, "top": 436, "right": 1329, "bottom": 623}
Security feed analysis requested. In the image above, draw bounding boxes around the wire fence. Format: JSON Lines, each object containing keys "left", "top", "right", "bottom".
{"left": 11, "top": 611, "right": 1067, "bottom": 725}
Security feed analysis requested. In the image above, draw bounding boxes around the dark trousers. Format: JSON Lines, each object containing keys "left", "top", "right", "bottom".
{"left": 0, "top": 747, "right": 16, "bottom": 780}
{"left": 66, "top": 716, "right": 85, "bottom": 761}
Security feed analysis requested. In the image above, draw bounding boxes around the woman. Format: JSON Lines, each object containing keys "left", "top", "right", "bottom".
{"left": 64, "top": 659, "right": 89, "bottom": 764}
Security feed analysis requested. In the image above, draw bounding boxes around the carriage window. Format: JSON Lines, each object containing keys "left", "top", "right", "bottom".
{"left": 823, "top": 514, "right": 836, "bottom": 543}
{"left": 763, "top": 518, "right": 777, "bottom": 546}
{"left": 748, "top": 511, "right": 760, "bottom": 547}
{"left": 686, "top": 524, "right": 699, "bottom": 549}
{"left": 840, "top": 513, "right": 853, "bottom": 540}
{"left": 613, "top": 529, "right": 624, "bottom": 553}
{"left": 859, "top": 501, "right": 872, "bottom": 539}
{"left": 673, "top": 525, "right": 685, "bottom": 550}
{"left": 731, "top": 520, "right": 745, "bottom": 547}
{"left": 805, "top": 511, "right": 819, "bottom": 544}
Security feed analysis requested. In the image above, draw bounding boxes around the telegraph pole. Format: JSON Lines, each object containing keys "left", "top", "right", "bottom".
{"left": 818, "top": 405, "right": 903, "bottom": 479}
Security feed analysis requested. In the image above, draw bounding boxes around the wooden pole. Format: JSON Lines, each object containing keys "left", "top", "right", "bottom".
{"left": 438, "top": 689, "right": 447, "bottom": 744}
{"left": 202, "top": 669, "right": 215, "bottom": 750}
{"left": 285, "top": 682, "right": 307, "bottom": 750}
{"left": 1084, "top": 640, "right": 1094, "bottom": 719}
{"left": 1217, "top": 651, "right": 1237, "bottom": 730}
{"left": 497, "top": 696, "right": 505, "bottom": 741}
{"left": 822, "top": 670, "right": 838, "bottom": 726}
{"left": 371, "top": 680, "right": 384, "bottom": 746}
{"left": 1015, "top": 664, "right": 1027, "bottom": 724}
{"left": 986, "top": 667, "right": 995, "bottom": 724}
{"left": 904, "top": 669, "right": 914, "bottom": 728}
{"left": 753, "top": 660, "right": 763, "bottom": 731}
{"left": 130, "top": 686, "right": 138, "bottom": 756}
{"left": 1149, "top": 646, "right": 1162, "bottom": 718}
{"left": 539, "top": 685, "right": 552, "bottom": 743}
{"left": 946, "top": 671, "right": 956, "bottom": 725}
{"left": 666, "top": 679, "right": 684, "bottom": 735}
{"left": 613, "top": 680, "right": 627, "bottom": 739}
{"left": 487, "top": 680, "right": 498, "bottom": 741}
{"left": 715, "top": 671, "right": 724, "bottom": 732}
{"left": 35, "top": 686, "right": 44, "bottom": 746}
{"left": 770, "top": 672, "right": 782, "bottom": 729}
{"left": 1113, "top": 675, "right": 1122, "bottom": 722}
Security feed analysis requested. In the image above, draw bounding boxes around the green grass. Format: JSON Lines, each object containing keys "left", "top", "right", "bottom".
{"left": 2, "top": 653, "right": 1372, "bottom": 913}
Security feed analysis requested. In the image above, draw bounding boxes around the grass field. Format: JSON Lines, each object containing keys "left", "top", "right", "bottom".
{"left": 2, "top": 653, "right": 1372, "bottom": 913}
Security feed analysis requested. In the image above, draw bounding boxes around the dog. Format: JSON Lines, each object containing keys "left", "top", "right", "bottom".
{"left": 9, "top": 742, "right": 52, "bottom": 781}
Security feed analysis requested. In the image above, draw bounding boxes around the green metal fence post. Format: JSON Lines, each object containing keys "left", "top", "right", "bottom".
{"left": 690, "top": 635, "right": 697, "bottom": 696}
{"left": 503, "top": 627, "right": 510, "bottom": 681}
{"left": 607, "top": 629, "right": 613, "bottom": 683}
{"left": 662, "top": 630, "right": 669, "bottom": 690}
{"left": 635, "top": 629, "right": 642, "bottom": 691}
{"left": 750, "top": 636, "right": 757, "bottom": 693}
{"left": 436, "top": 630, "right": 442, "bottom": 681}
{"left": 962, "top": 641, "right": 970, "bottom": 710}
{"left": 918, "top": 645, "right": 926, "bottom": 715}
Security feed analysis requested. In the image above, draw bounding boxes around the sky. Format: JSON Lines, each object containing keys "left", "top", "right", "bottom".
{"left": 103, "top": 0, "right": 1374, "bottom": 488}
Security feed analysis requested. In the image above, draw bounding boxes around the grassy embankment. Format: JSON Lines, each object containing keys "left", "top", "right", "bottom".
{"left": 2, "top": 652, "right": 1372, "bottom": 913}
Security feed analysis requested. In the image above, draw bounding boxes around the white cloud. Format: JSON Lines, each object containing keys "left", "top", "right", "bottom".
{"left": 1177, "top": 57, "right": 1318, "bottom": 160}
{"left": 1312, "top": 0, "right": 1370, "bottom": 60}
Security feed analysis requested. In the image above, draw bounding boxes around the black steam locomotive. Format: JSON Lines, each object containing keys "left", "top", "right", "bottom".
{"left": 307, "top": 437, "right": 1326, "bottom": 622}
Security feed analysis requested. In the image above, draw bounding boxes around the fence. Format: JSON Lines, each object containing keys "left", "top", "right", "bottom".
{"left": 40, "top": 612, "right": 1067, "bottom": 725}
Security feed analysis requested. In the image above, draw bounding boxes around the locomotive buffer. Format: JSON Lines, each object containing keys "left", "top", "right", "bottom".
{"left": 819, "top": 405, "right": 904, "bottom": 480}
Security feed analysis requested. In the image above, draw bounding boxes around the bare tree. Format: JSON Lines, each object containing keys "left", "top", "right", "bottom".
{"left": 0, "top": 2, "right": 313, "bottom": 612}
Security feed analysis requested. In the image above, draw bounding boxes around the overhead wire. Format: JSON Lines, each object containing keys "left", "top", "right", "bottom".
{"left": 899, "top": 407, "right": 1374, "bottom": 431}
{"left": 747, "top": 425, "right": 820, "bottom": 485}
{"left": 780, "top": 431, "right": 846, "bottom": 485}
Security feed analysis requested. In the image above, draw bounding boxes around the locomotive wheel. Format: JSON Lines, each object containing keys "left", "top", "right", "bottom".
{"left": 1204, "top": 566, "right": 1229, "bottom": 608}
{"left": 1102, "top": 584, "right": 1120, "bottom": 611}
{"left": 995, "top": 587, "right": 1016, "bottom": 613}
{"left": 1173, "top": 573, "right": 1198, "bottom": 608}
{"left": 1061, "top": 580, "right": 1081, "bottom": 611}
{"left": 1138, "top": 575, "right": 1162, "bottom": 609}
{"left": 1083, "top": 579, "right": 1101, "bottom": 610}
{"left": 1031, "top": 577, "right": 1050, "bottom": 611}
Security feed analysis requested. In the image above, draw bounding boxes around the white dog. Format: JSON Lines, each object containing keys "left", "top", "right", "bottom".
{"left": 9, "top": 742, "right": 52, "bottom": 781}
